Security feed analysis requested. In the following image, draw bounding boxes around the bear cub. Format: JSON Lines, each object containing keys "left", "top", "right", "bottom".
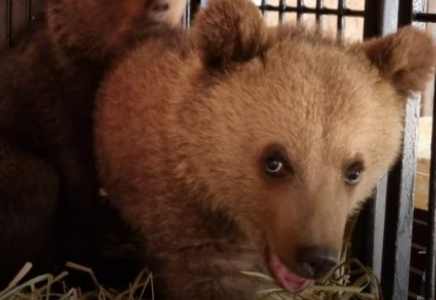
{"left": 95, "top": 0, "right": 436, "bottom": 299}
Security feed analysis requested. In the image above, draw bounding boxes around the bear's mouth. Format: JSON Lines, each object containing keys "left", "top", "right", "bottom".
{"left": 266, "top": 250, "right": 312, "bottom": 294}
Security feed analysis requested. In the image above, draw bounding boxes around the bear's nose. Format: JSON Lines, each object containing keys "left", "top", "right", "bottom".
{"left": 296, "top": 246, "right": 339, "bottom": 280}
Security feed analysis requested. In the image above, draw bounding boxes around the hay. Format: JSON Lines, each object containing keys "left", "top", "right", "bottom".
{"left": 242, "top": 216, "right": 383, "bottom": 300}
{"left": 0, "top": 258, "right": 382, "bottom": 300}
{"left": 1, "top": 257, "right": 381, "bottom": 300}
{"left": 0, "top": 263, "right": 154, "bottom": 300}
{"left": 242, "top": 258, "right": 382, "bottom": 300}
{"left": 1, "top": 216, "right": 381, "bottom": 300}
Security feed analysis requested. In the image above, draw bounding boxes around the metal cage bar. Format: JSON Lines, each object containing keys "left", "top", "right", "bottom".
{"left": 380, "top": 8, "right": 419, "bottom": 300}
{"left": 360, "top": 1, "right": 399, "bottom": 294}
{"left": 260, "top": 0, "right": 267, "bottom": 17}
{"left": 363, "top": 175, "right": 388, "bottom": 282}
{"left": 296, "top": 0, "right": 303, "bottom": 21}
{"left": 415, "top": 13, "right": 436, "bottom": 23}
{"left": 315, "top": 0, "right": 323, "bottom": 25}
{"left": 398, "top": 0, "right": 413, "bottom": 28}
{"left": 278, "top": 0, "right": 286, "bottom": 25}
{"left": 26, "top": 0, "right": 31, "bottom": 25}
{"left": 383, "top": 98, "right": 420, "bottom": 300}
{"left": 337, "top": 0, "right": 344, "bottom": 37}
{"left": 400, "top": 2, "right": 436, "bottom": 299}
{"left": 251, "top": 5, "right": 364, "bottom": 17}
{"left": 425, "top": 77, "right": 436, "bottom": 300}
{"left": 5, "top": 0, "right": 11, "bottom": 48}
{"left": 183, "top": 0, "right": 191, "bottom": 29}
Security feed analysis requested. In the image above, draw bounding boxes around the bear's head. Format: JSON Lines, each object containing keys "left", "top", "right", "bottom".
{"left": 184, "top": 0, "right": 436, "bottom": 293}
{"left": 46, "top": 0, "right": 187, "bottom": 62}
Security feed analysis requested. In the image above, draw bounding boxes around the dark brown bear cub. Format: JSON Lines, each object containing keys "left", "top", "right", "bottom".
{"left": 0, "top": 0, "right": 186, "bottom": 288}
{"left": 95, "top": 0, "right": 436, "bottom": 298}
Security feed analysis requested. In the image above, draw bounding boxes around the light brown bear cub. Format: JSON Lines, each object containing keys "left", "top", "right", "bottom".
{"left": 95, "top": 0, "right": 436, "bottom": 298}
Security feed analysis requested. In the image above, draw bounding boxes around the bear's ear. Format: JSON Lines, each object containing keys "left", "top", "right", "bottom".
{"left": 358, "top": 26, "right": 436, "bottom": 96}
{"left": 191, "top": 0, "right": 270, "bottom": 68}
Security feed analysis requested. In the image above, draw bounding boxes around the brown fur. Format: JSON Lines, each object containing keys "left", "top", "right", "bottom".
{"left": 191, "top": 0, "right": 270, "bottom": 67}
{"left": 95, "top": 0, "right": 436, "bottom": 298}
{"left": 357, "top": 26, "right": 436, "bottom": 96}
{"left": 0, "top": 0, "right": 186, "bottom": 288}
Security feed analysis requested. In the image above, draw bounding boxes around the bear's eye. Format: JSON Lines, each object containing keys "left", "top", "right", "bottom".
{"left": 344, "top": 162, "right": 364, "bottom": 185}
{"left": 264, "top": 155, "right": 288, "bottom": 178}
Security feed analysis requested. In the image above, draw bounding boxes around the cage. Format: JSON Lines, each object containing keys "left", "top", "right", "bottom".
{"left": 0, "top": 0, "right": 435, "bottom": 300}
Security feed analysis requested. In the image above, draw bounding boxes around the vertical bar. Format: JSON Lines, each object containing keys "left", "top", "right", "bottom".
{"left": 360, "top": 1, "right": 400, "bottom": 298}
{"left": 383, "top": 97, "right": 420, "bottom": 300}
{"left": 337, "top": 0, "right": 344, "bottom": 38}
{"left": 279, "top": 0, "right": 286, "bottom": 25}
{"left": 183, "top": 0, "right": 191, "bottom": 29}
{"left": 26, "top": 0, "right": 31, "bottom": 24}
{"left": 5, "top": 0, "right": 11, "bottom": 48}
{"left": 0, "top": 0, "right": 6, "bottom": 49}
{"left": 185, "top": 0, "right": 202, "bottom": 29}
{"left": 398, "top": 0, "right": 413, "bottom": 27}
{"left": 296, "top": 0, "right": 303, "bottom": 21}
{"left": 424, "top": 79, "right": 436, "bottom": 300}
{"left": 364, "top": 174, "right": 388, "bottom": 280}
{"left": 28, "top": 0, "right": 44, "bottom": 22}
{"left": 260, "top": 0, "right": 267, "bottom": 18}
{"left": 363, "top": 1, "right": 380, "bottom": 37}
{"left": 315, "top": 0, "right": 323, "bottom": 25}
{"left": 10, "top": 1, "right": 28, "bottom": 47}
{"left": 364, "top": 0, "right": 399, "bottom": 38}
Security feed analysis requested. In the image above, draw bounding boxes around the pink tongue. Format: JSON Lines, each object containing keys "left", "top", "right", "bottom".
{"left": 269, "top": 252, "right": 312, "bottom": 294}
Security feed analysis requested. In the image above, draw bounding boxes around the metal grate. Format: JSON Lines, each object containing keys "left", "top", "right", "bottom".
{"left": 192, "top": 0, "right": 365, "bottom": 40}
{"left": 252, "top": 0, "right": 365, "bottom": 38}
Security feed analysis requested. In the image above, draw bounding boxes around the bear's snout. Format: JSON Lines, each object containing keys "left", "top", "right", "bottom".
{"left": 295, "top": 246, "right": 339, "bottom": 280}
{"left": 267, "top": 244, "right": 340, "bottom": 294}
